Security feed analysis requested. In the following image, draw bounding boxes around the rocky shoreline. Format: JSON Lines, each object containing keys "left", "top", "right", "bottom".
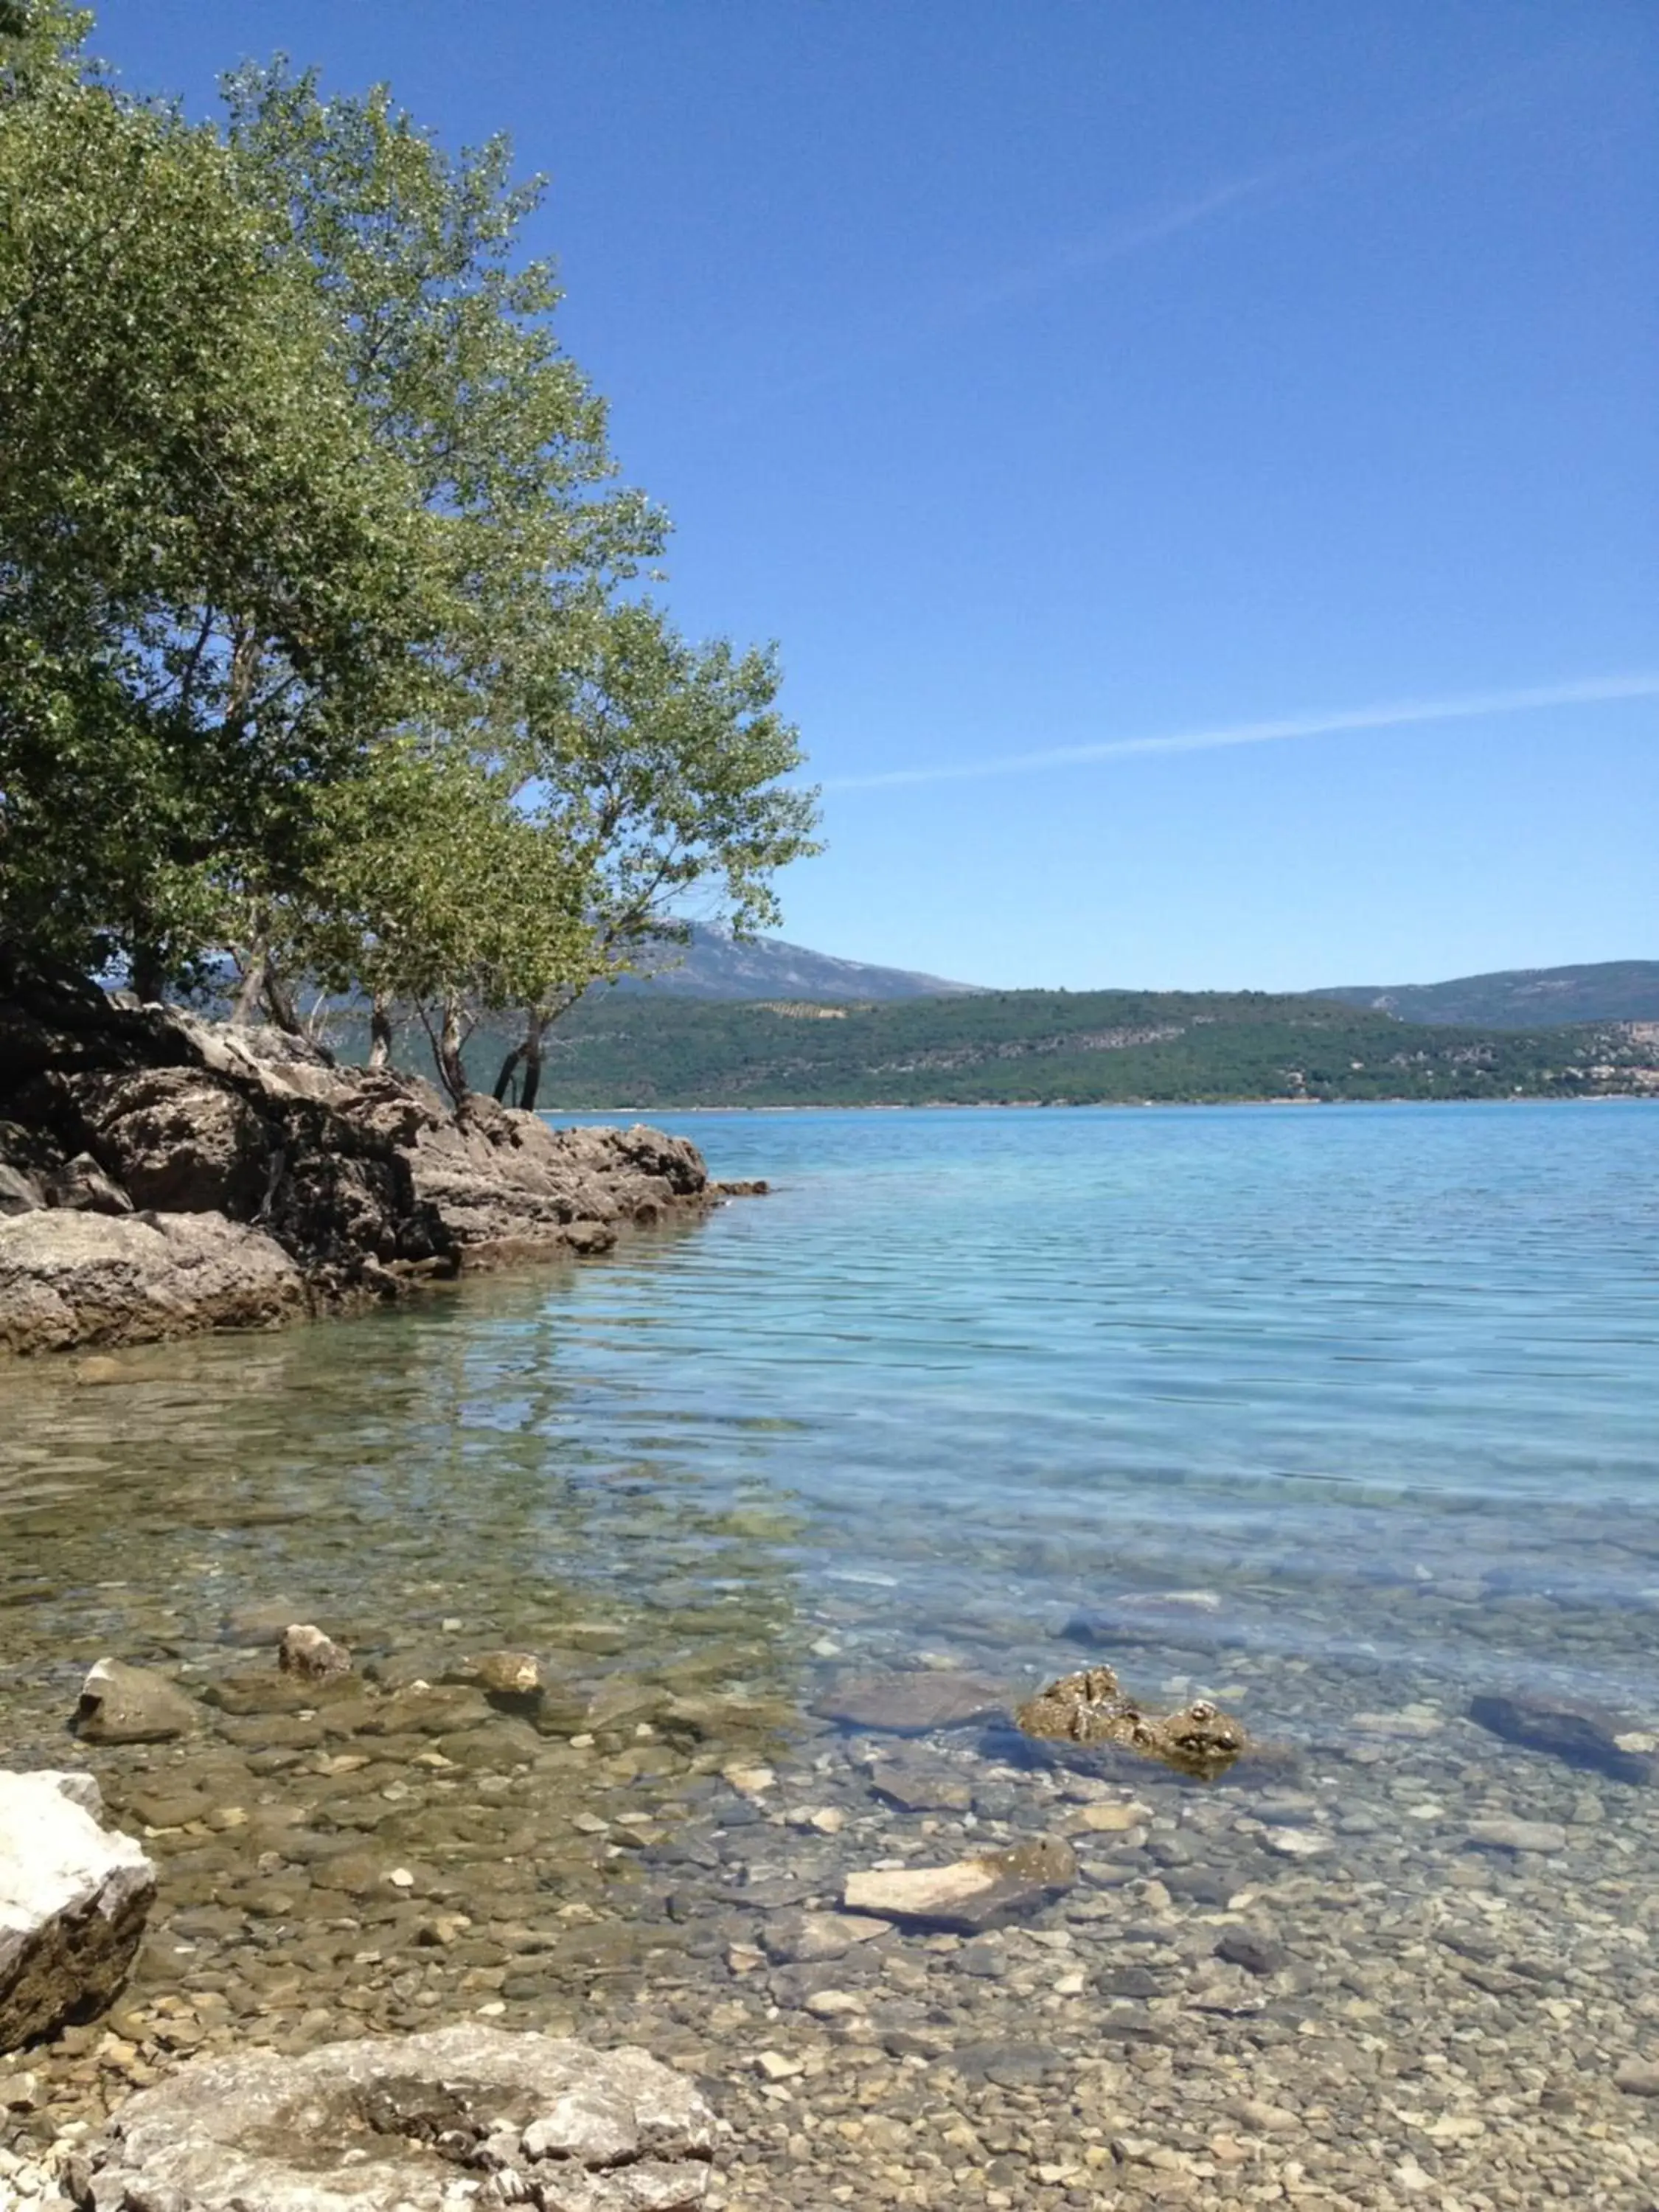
{"left": 0, "top": 963, "right": 756, "bottom": 1358}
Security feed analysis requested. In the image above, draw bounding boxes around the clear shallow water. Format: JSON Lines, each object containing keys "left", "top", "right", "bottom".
{"left": 4, "top": 1102, "right": 1659, "bottom": 2207}
{"left": 8, "top": 1102, "right": 1655, "bottom": 1695}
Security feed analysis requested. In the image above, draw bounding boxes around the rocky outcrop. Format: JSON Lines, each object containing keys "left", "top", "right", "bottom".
{"left": 0, "top": 1773, "right": 156, "bottom": 2051}
{"left": 67, "top": 2023, "right": 716, "bottom": 2211}
{"left": 0, "top": 960, "right": 740, "bottom": 1355}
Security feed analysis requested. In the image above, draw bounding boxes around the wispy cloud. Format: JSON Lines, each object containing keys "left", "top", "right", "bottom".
{"left": 750, "top": 60, "right": 1560, "bottom": 408}
{"left": 827, "top": 674, "right": 1659, "bottom": 793}
{"left": 759, "top": 155, "right": 1317, "bottom": 403}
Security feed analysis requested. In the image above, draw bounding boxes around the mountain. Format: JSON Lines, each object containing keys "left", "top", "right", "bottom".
{"left": 613, "top": 922, "right": 981, "bottom": 1001}
{"left": 620, "top": 939, "right": 1659, "bottom": 1029}
{"left": 1315, "top": 961, "right": 1659, "bottom": 1029}
{"left": 516, "top": 988, "right": 1659, "bottom": 1110}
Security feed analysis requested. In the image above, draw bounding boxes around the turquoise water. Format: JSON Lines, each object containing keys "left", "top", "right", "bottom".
{"left": 535, "top": 1099, "right": 1659, "bottom": 1708}
{"left": 6, "top": 1100, "right": 1659, "bottom": 2203}
{"left": 9, "top": 1099, "right": 1655, "bottom": 1713}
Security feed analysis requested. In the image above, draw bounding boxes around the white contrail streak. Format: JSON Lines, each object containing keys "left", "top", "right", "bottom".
{"left": 826, "top": 674, "right": 1659, "bottom": 793}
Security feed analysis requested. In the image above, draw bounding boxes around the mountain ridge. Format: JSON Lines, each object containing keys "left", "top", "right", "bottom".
{"left": 1313, "top": 961, "right": 1659, "bottom": 1029}
{"left": 614, "top": 923, "right": 980, "bottom": 1001}
{"left": 627, "top": 935, "right": 1659, "bottom": 1030}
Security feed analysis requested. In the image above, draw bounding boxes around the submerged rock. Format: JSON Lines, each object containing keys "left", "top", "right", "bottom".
{"left": 74, "top": 1660, "right": 198, "bottom": 1746}
{"left": 1016, "top": 1663, "right": 1246, "bottom": 1779}
{"left": 1467, "top": 1818, "right": 1571, "bottom": 1854}
{"left": 844, "top": 1837, "right": 1077, "bottom": 1932}
{"left": 69, "top": 2023, "right": 716, "bottom": 2211}
{"left": 456, "top": 1650, "right": 543, "bottom": 1698}
{"left": 865, "top": 1757, "right": 975, "bottom": 1814}
{"left": 1469, "top": 1689, "right": 1655, "bottom": 1786}
{"left": 277, "top": 1624, "right": 352, "bottom": 1682}
{"left": 810, "top": 1670, "right": 1009, "bottom": 1733}
{"left": 0, "top": 1771, "right": 155, "bottom": 2051}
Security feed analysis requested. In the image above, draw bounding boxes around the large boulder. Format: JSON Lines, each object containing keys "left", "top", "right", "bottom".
{"left": 0, "top": 1772, "right": 156, "bottom": 2051}
{"left": 0, "top": 1119, "right": 67, "bottom": 1216}
{"left": 72, "top": 1067, "right": 273, "bottom": 1214}
{"left": 0, "top": 1208, "right": 307, "bottom": 1354}
{"left": 69, "top": 2023, "right": 716, "bottom": 2211}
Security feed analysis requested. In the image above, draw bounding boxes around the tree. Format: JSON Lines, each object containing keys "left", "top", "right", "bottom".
{"left": 262, "top": 739, "right": 589, "bottom": 1105}
{"left": 0, "top": 6, "right": 425, "bottom": 990}
{"left": 1, "top": 17, "right": 821, "bottom": 1085}
{"left": 222, "top": 62, "right": 820, "bottom": 1100}
{"left": 494, "top": 600, "right": 821, "bottom": 1110}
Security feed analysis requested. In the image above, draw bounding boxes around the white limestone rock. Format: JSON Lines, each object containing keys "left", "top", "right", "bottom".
{"left": 0, "top": 1772, "right": 155, "bottom": 2052}
{"left": 72, "top": 2024, "right": 716, "bottom": 2211}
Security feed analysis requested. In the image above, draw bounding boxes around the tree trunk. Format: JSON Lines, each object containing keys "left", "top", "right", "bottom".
{"left": 518, "top": 1017, "right": 548, "bottom": 1114}
{"left": 128, "top": 944, "right": 166, "bottom": 1004}
{"left": 229, "top": 950, "right": 266, "bottom": 1026}
{"left": 491, "top": 1043, "right": 524, "bottom": 1105}
{"left": 434, "top": 990, "right": 470, "bottom": 1107}
{"left": 260, "top": 962, "right": 303, "bottom": 1037}
{"left": 367, "top": 992, "right": 394, "bottom": 1071}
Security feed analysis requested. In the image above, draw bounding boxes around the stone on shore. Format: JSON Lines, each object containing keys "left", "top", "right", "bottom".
{"left": 74, "top": 1660, "right": 198, "bottom": 1745}
{"left": 0, "top": 1208, "right": 307, "bottom": 1356}
{"left": 0, "top": 1772, "right": 156, "bottom": 2051}
{"left": 69, "top": 2023, "right": 716, "bottom": 2211}
{"left": 1468, "top": 1688, "right": 1655, "bottom": 1785}
{"left": 844, "top": 1836, "right": 1077, "bottom": 1932}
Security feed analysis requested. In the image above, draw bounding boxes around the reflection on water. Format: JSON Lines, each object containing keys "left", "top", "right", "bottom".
{"left": 2, "top": 1102, "right": 1658, "bottom": 2205}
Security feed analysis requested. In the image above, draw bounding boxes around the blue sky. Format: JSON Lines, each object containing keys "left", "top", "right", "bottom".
{"left": 102, "top": 3, "right": 1656, "bottom": 990}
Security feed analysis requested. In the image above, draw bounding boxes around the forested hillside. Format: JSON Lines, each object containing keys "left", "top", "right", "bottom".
{"left": 415, "top": 990, "right": 1659, "bottom": 1108}
{"left": 1319, "top": 961, "right": 1659, "bottom": 1028}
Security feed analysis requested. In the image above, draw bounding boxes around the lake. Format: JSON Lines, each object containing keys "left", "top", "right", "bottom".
{"left": 4, "top": 1100, "right": 1657, "bottom": 2208}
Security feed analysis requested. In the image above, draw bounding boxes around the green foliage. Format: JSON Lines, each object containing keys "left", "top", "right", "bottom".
{"left": 0, "top": 8, "right": 424, "bottom": 981}
{"left": 0, "top": 17, "right": 820, "bottom": 1087}
{"left": 265, "top": 740, "right": 589, "bottom": 1099}
{"left": 519, "top": 600, "right": 821, "bottom": 979}
{"left": 430, "top": 989, "right": 1659, "bottom": 1109}
{"left": 215, "top": 60, "right": 818, "bottom": 1082}
{"left": 221, "top": 60, "right": 664, "bottom": 731}
{"left": 1317, "top": 961, "right": 1659, "bottom": 1029}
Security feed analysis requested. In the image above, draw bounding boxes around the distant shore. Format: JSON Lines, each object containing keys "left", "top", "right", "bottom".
{"left": 540, "top": 1091, "right": 1659, "bottom": 1114}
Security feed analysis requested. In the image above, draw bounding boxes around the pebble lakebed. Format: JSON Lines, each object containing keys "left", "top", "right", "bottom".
{"left": 4, "top": 1102, "right": 1658, "bottom": 2210}
{"left": 4, "top": 1377, "right": 1659, "bottom": 2209}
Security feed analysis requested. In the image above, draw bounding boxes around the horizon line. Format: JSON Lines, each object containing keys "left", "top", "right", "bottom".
{"left": 824, "top": 672, "right": 1659, "bottom": 793}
